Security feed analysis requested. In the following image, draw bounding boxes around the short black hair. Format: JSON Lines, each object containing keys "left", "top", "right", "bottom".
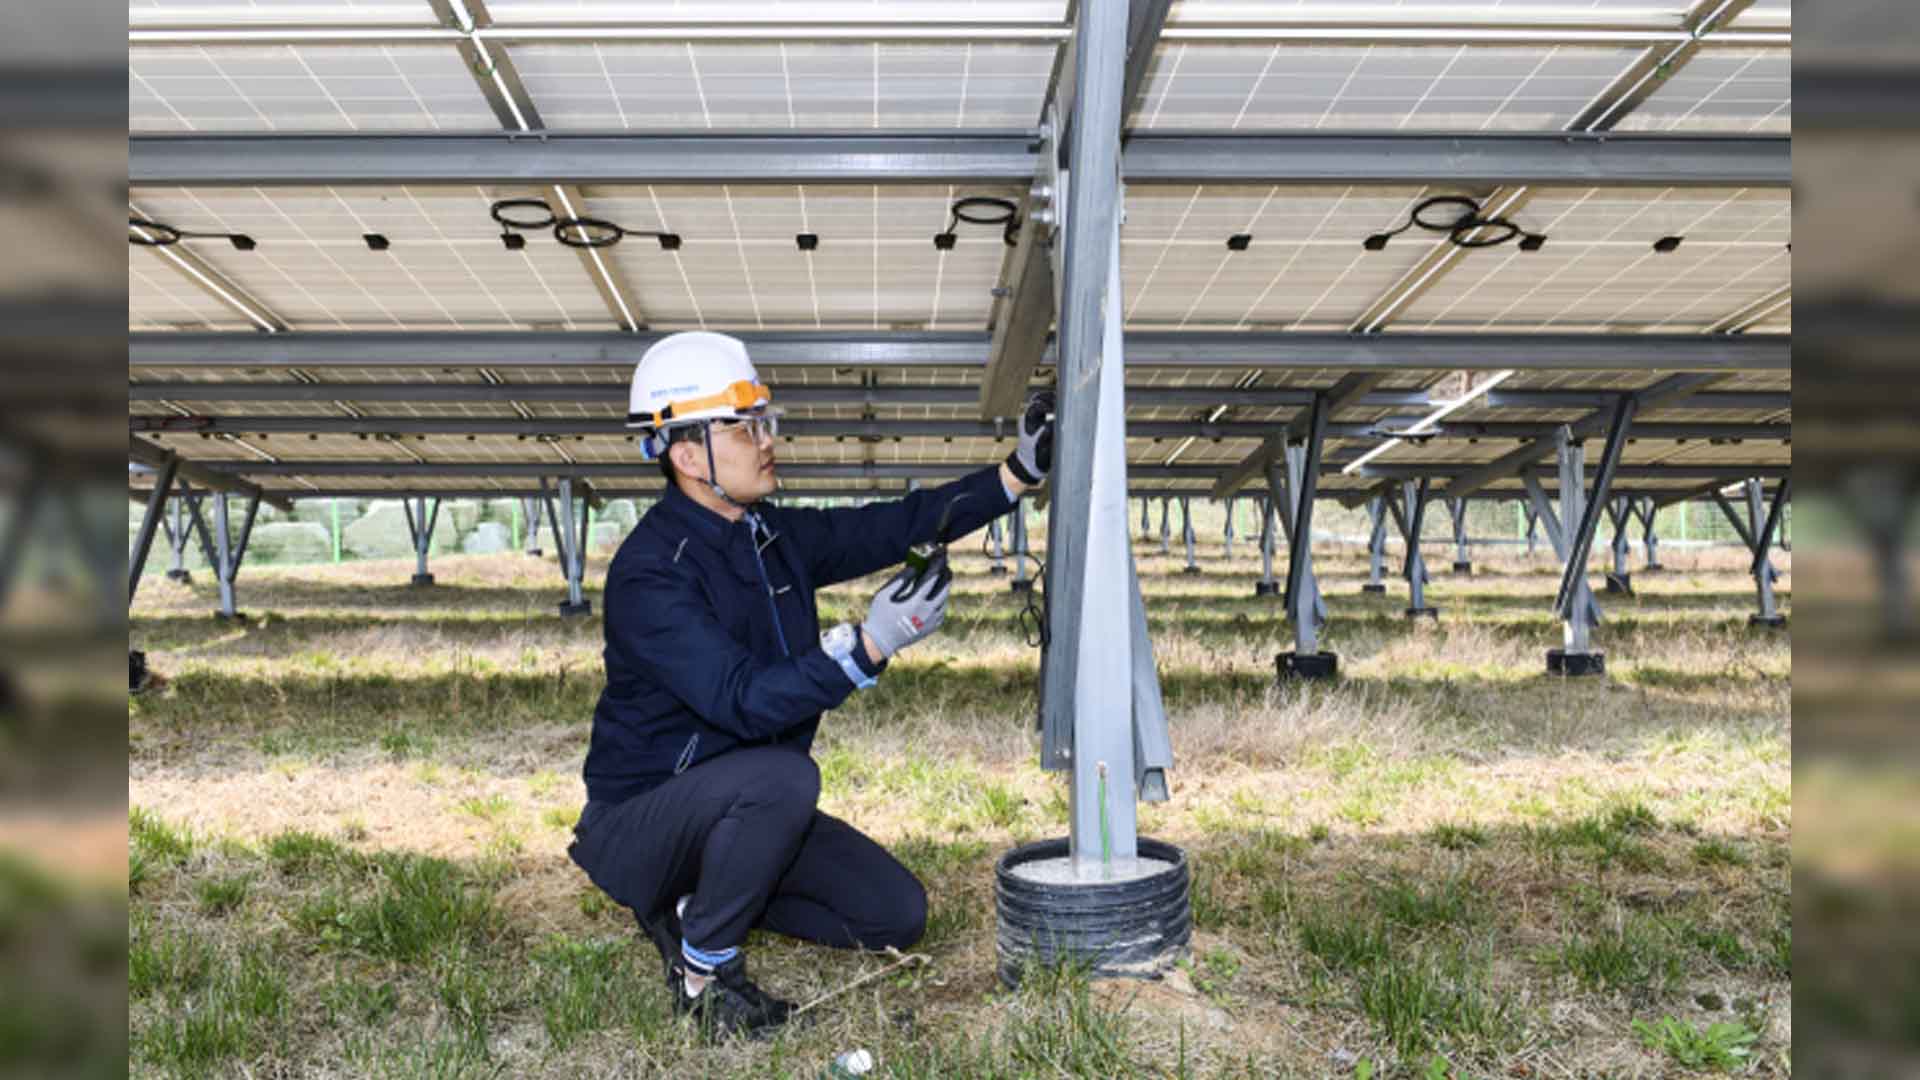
{"left": 656, "top": 424, "right": 704, "bottom": 484}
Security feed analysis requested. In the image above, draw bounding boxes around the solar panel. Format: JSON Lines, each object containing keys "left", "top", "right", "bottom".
{"left": 131, "top": 186, "right": 618, "bottom": 329}
{"left": 1135, "top": 44, "right": 1644, "bottom": 132}
{"left": 1616, "top": 47, "right": 1791, "bottom": 132}
{"left": 130, "top": 44, "right": 499, "bottom": 132}
{"left": 505, "top": 41, "right": 1056, "bottom": 129}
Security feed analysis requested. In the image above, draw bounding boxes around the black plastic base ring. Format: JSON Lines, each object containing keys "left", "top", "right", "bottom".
{"left": 1361, "top": 583, "right": 1387, "bottom": 594}
{"left": 1452, "top": 561, "right": 1473, "bottom": 575}
{"left": 410, "top": 573, "right": 436, "bottom": 587}
{"left": 988, "top": 564, "right": 1008, "bottom": 575}
{"left": 558, "top": 600, "right": 593, "bottom": 617}
{"left": 1604, "top": 573, "right": 1633, "bottom": 595}
{"left": 1404, "top": 606, "right": 1440, "bottom": 620}
{"left": 1181, "top": 565, "right": 1202, "bottom": 575}
{"left": 1253, "top": 581, "right": 1278, "bottom": 597}
{"left": 1277, "top": 651, "right": 1339, "bottom": 680}
{"left": 994, "top": 837, "right": 1191, "bottom": 988}
{"left": 164, "top": 569, "right": 192, "bottom": 583}
{"left": 1009, "top": 579, "right": 1034, "bottom": 593}
{"left": 1749, "top": 613, "right": 1788, "bottom": 629}
{"left": 1547, "top": 649, "right": 1605, "bottom": 677}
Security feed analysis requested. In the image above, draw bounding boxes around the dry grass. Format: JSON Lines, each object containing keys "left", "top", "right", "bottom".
{"left": 128, "top": 534, "right": 1789, "bottom": 1078}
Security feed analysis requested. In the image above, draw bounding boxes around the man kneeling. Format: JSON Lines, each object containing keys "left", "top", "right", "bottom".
{"left": 568, "top": 331, "right": 1054, "bottom": 1037}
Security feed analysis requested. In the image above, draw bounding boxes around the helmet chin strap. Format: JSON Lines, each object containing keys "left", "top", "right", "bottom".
{"left": 699, "top": 421, "right": 751, "bottom": 513}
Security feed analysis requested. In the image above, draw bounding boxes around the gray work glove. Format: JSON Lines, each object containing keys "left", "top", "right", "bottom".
{"left": 861, "top": 555, "right": 953, "bottom": 658}
{"left": 1004, "top": 390, "right": 1055, "bottom": 486}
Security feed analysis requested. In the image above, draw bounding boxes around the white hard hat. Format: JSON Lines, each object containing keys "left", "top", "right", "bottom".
{"left": 626, "top": 331, "right": 773, "bottom": 456}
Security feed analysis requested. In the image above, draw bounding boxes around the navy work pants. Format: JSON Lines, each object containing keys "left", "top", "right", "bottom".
{"left": 569, "top": 746, "right": 927, "bottom": 953}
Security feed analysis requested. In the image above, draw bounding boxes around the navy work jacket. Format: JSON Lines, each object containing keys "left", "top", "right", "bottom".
{"left": 584, "top": 464, "right": 1017, "bottom": 806}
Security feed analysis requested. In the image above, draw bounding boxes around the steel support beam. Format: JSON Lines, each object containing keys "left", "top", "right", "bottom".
{"left": 181, "top": 487, "right": 260, "bottom": 620}
{"left": 1040, "top": 0, "right": 1159, "bottom": 877}
{"left": 523, "top": 496, "right": 543, "bottom": 556}
{"left": 1177, "top": 495, "right": 1198, "bottom": 574}
{"left": 131, "top": 329, "right": 1789, "bottom": 373}
{"left": 1444, "top": 373, "right": 1722, "bottom": 500}
{"left": 1604, "top": 496, "right": 1634, "bottom": 592}
{"left": 164, "top": 496, "right": 193, "bottom": 582}
{"left": 133, "top": 413, "right": 1794, "bottom": 446}
{"left": 1279, "top": 393, "right": 1330, "bottom": 670}
{"left": 1553, "top": 396, "right": 1636, "bottom": 624}
{"left": 1633, "top": 497, "right": 1663, "bottom": 570}
{"left": 1364, "top": 495, "right": 1389, "bottom": 592}
{"left": 1390, "top": 477, "right": 1436, "bottom": 617}
{"left": 128, "top": 454, "right": 180, "bottom": 606}
{"left": 1222, "top": 496, "right": 1235, "bottom": 559}
{"left": 1256, "top": 495, "right": 1278, "bottom": 596}
{"left": 1738, "top": 476, "right": 1789, "bottom": 626}
{"left": 131, "top": 131, "right": 1790, "bottom": 188}
{"left": 1447, "top": 496, "right": 1472, "bottom": 573}
{"left": 401, "top": 495, "right": 441, "bottom": 586}
{"left": 542, "top": 477, "right": 592, "bottom": 617}
{"left": 129, "top": 437, "right": 292, "bottom": 511}
{"left": 129, "top": 380, "right": 1784, "bottom": 415}
{"left": 986, "top": 515, "right": 1007, "bottom": 575}
{"left": 1158, "top": 497, "right": 1170, "bottom": 555}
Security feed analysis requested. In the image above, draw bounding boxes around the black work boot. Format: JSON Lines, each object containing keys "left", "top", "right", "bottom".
{"left": 672, "top": 954, "right": 795, "bottom": 1040}
{"left": 633, "top": 902, "right": 683, "bottom": 986}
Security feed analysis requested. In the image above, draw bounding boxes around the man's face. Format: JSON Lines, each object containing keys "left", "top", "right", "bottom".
{"left": 673, "top": 416, "right": 778, "bottom": 503}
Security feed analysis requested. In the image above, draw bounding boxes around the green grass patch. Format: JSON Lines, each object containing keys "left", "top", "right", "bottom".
{"left": 1553, "top": 914, "right": 1683, "bottom": 995}
{"left": 130, "top": 806, "right": 193, "bottom": 869}
{"left": 1295, "top": 905, "right": 1392, "bottom": 974}
{"left": 456, "top": 793, "right": 513, "bottom": 822}
{"left": 1372, "top": 874, "right": 1485, "bottom": 932}
{"left": 292, "top": 854, "right": 497, "bottom": 962}
{"left": 134, "top": 944, "right": 289, "bottom": 1072}
{"left": 1691, "top": 837, "right": 1750, "bottom": 868}
{"left": 1632, "top": 1015, "right": 1758, "bottom": 1072}
{"left": 266, "top": 828, "right": 355, "bottom": 878}
{"left": 1425, "top": 823, "right": 1488, "bottom": 851}
{"left": 193, "top": 873, "right": 252, "bottom": 917}
{"left": 1355, "top": 943, "right": 1516, "bottom": 1062}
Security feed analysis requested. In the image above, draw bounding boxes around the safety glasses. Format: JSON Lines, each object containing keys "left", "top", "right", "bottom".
{"left": 709, "top": 411, "right": 779, "bottom": 444}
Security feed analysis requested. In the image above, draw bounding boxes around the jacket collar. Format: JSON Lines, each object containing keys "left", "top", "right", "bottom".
{"left": 658, "top": 482, "right": 759, "bottom": 550}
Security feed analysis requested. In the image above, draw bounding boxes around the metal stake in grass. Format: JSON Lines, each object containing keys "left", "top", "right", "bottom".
{"left": 1097, "top": 761, "right": 1112, "bottom": 875}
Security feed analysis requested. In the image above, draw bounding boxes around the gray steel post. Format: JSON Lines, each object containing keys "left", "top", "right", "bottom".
{"left": 1256, "top": 495, "right": 1277, "bottom": 595}
{"left": 1140, "top": 497, "right": 1150, "bottom": 540}
{"left": 1283, "top": 440, "right": 1324, "bottom": 656}
{"left": 404, "top": 495, "right": 439, "bottom": 586}
{"left": 129, "top": 456, "right": 179, "bottom": 606}
{"left": 1448, "top": 496, "right": 1471, "bottom": 572}
{"left": 555, "top": 477, "right": 590, "bottom": 616}
{"left": 524, "top": 496, "right": 543, "bottom": 555}
{"left": 1365, "top": 495, "right": 1387, "bottom": 592}
{"left": 166, "top": 494, "right": 192, "bottom": 581}
{"left": 1158, "top": 496, "right": 1170, "bottom": 555}
{"left": 1552, "top": 395, "right": 1636, "bottom": 623}
{"left": 212, "top": 493, "right": 236, "bottom": 619}
{"left": 1637, "top": 496, "right": 1662, "bottom": 569}
{"left": 1611, "top": 497, "right": 1632, "bottom": 576}
{"left": 1180, "top": 496, "right": 1198, "bottom": 573}
{"left": 987, "top": 515, "right": 1007, "bottom": 574}
{"left": 1746, "top": 477, "right": 1787, "bottom": 624}
{"left": 1523, "top": 501, "right": 1540, "bottom": 556}
{"left": 1402, "top": 479, "right": 1432, "bottom": 614}
{"left": 1554, "top": 432, "right": 1597, "bottom": 655}
{"left": 1223, "top": 497, "right": 1235, "bottom": 560}
{"left": 1043, "top": 0, "right": 1140, "bottom": 877}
